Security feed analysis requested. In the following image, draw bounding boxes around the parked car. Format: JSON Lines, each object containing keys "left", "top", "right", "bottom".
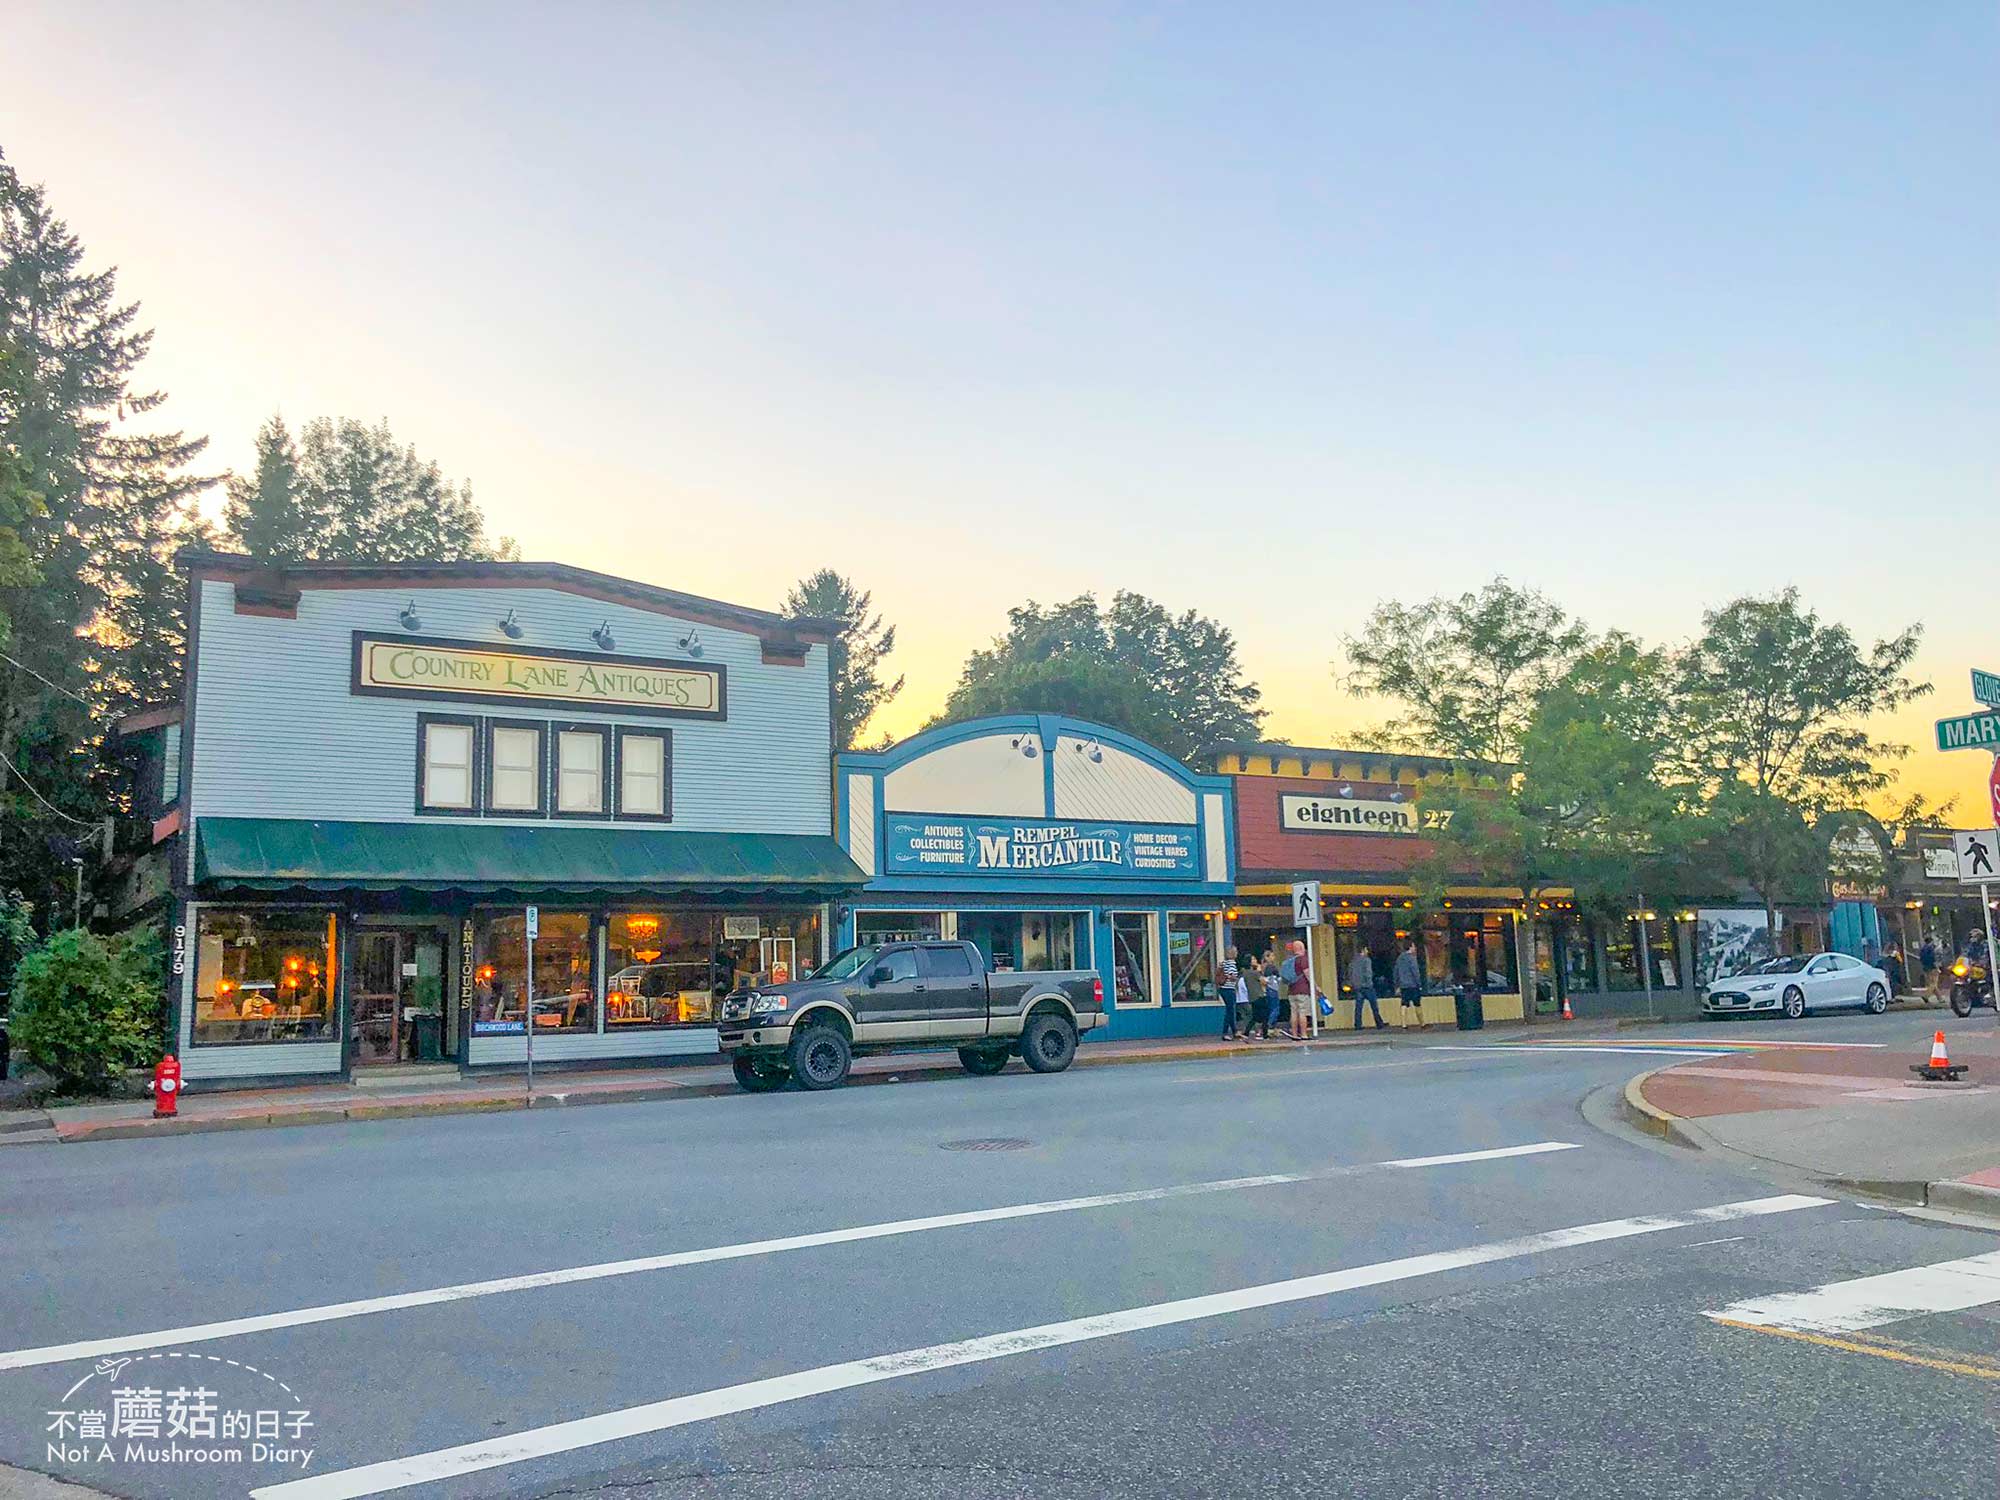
{"left": 716, "top": 939, "right": 1103, "bottom": 1091}
{"left": 1701, "top": 953, "right": 1890, "bottom": 1021}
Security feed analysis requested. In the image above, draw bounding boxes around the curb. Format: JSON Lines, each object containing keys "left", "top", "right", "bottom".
{"left": 1926, "top": 1178, "right": 2000, "bottom": 1222}
{"left": 1618, "top": 1067, "right": 1697, "bottom": 1147}
{"left": 46, "top": 1031, "right": 1413, "bottom": 1143}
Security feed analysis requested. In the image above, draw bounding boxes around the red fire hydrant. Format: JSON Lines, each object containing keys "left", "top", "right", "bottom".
{"left": 151, "top": 1054, "right": 181, "bottom": 1119}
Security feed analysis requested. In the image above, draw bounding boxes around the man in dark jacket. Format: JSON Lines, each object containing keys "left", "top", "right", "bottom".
{"left": 1393, "top": 940, "right": 1425, "bottom": 1031}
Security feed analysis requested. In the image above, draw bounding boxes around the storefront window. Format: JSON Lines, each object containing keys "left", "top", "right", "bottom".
{"left": 604, "top": 912, "right": 725, "bottom": 1027}
{"left": 856, "top": 911, "right": 943, "bottom": 945}
{"left": 1168, "top": 913, "right": 1218, "bottom": 1003}
{"left": 473, "top": 911, "right": 593, "bottom": 1033}
{"left": 1019, "top": 913, "right": 1084, "bottom": 971}
{"left": 192, "top": 908, "right": 337, "bottom": 1045}
{"left": 1561, "top": 921, "right": 1599, "bottom": 993}
{"left": 1419, "top": 912, "right": 1518, "bottom": 994}
{"left": 1111, "top": 912, "right": 1160, "bottom": 1006}
{"left": 1479, "top": 914, "right": 1519, "bottom": 993}
{"left": 1604, "top": 921, "right": 1645, "bottom": 991}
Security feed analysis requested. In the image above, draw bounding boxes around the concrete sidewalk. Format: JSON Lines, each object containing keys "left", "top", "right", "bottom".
{"left": 9, "top": 1025, "right": 1443, "bottom": 1144}
{"left": 1623, "top": 1020, "right": 2000, "bottom": 1217}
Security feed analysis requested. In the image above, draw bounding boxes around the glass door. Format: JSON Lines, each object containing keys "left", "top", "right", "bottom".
{"left": 351, "top": 932, "right": 401, "bottom": 1065}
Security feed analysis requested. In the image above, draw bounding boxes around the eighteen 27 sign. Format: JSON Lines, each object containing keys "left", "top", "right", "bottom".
{"left": 883, "top": 815, "right": 1200, "bottom": 879}
{"left": 351, "top": 634, "right": 724, "bottom": 719}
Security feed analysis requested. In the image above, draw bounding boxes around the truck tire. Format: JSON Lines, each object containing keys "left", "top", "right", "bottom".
{"left": 788, "top": 1022, "right": 852, "bottom": 1090}
{"left": 1020, "top": 1011, "right": 1078, "bottom": 1073}
{"left": 957, "top": 1044, "right": 1010, "bottom": 1076}
{"left": 732, "top": 1055, "right": 789, "bottom": 1093}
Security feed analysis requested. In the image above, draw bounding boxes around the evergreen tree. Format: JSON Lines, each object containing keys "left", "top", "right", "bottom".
{"left": 221, "top": 414, "right": 307, "bottom": 561}
{"left": 0, "top": 147, "right": 213, "bottom": 918}
{"left": 784, "top": 570, "right": 904, "bottom": 749}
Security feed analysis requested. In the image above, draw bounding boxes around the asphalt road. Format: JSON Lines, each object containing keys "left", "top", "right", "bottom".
{"left": 3, "top": 1008, "right": 1995, "bottom": 1500}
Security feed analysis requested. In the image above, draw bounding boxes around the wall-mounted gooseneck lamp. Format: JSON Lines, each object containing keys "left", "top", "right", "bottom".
{"left": 498, "top": 610, "right": 525, "bottom": 640}
{"left": 1073, "top": 738, "right": 1104, "bottom": 764}
{"left": 397, "top": 600, "right": 422, "bottom": 632}
{"left": 1009, "top": 735, "right": 1039, "bottom": 760}
{"left": 590, "top": 621, "right": 617, "bottom": 652}
{"left": 678, "top": 628, "right": 704, "bottom": 658}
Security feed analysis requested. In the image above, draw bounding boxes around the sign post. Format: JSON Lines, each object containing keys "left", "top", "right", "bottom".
{"left": 523, "top": 904, "right": 539, "bottom": 1096}
{"left": 1291, "top": 881, "right": 1322, "bottom": 1038}
{"left": 1951, "top": 833, "right": 2000, "bottom": 1002}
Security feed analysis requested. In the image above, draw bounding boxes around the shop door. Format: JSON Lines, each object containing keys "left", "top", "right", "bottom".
{"left": 352, "top": 933, "right": 402, "bottom": 1065}
{"left": 352, "top": 929, "right": 449, "bottom": 1065}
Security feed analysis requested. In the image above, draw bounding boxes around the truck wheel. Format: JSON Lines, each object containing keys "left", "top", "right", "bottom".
{"left": 732, "top": 1055, "right": 788, "bottom": 1093}
{"left": 957, "top": 1045, "right": 1010, "bottom": 1076}
{"left": 788, "top": 1023, "right": 852, "bottom": 1090}
{"left": 1020, "top": 1012, "right": 1078, "bottom": 1073}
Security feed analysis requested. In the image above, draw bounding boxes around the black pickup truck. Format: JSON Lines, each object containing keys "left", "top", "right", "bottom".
{"left": 716, "top": 939, "right": 1104, "bottom": 1092}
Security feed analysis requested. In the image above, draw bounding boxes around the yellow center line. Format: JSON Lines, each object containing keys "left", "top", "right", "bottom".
{"left": 1709, "top": 1317, "right": 2000, "bottom": 1380}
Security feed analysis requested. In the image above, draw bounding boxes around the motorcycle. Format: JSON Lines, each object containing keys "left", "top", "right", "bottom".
{"left": 1949, "top": 956, "right": 1994, "bottom": 1018}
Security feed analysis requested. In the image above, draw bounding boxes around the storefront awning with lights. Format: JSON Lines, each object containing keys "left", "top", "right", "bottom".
{"left": 193, "top": 817, "right": 868, "bottom": 899}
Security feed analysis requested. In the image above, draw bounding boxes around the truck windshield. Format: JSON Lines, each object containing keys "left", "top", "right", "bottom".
{"left": 813, "top": 946, "right": 880, "bottom": 981}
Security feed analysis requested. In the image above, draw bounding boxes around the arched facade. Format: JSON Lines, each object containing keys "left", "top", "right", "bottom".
{"left": 835, "top": 714, "right": 1236, "bottom": 1039}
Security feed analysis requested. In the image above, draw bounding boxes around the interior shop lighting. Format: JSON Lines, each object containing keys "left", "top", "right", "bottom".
{"left": 498, "top": 610, "right": 525, "bottom": 639}
{"left": 590, "top": 621, "right": 617, "bottom": 652}
{"left": 397, "top": 600, "right": 422, "bottom": 632}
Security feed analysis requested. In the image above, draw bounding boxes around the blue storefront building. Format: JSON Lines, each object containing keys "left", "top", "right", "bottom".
{"left": 833, "top": 714, "right": 1237, "bottom": 1040}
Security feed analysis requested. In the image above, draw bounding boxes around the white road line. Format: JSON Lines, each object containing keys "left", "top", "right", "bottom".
{"left": 0, "top": 1141, "right": 1579, "bottom": 1374}
{"left": 1706, "top": 1250, "right": 2000, "bottom": 1334}
{"left": 253, "top": 1192, "right": 1833, "bottom": 1500}
{"left": 1426, "top": 1044, "right": 1734, "bottom": 1058}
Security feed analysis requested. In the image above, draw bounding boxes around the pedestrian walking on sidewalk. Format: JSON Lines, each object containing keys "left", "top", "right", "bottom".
{"left": 1256, "top": 959, "right": 1281, "bottom": 1040}
{"left": 1283, "top": 940, "right": 1313, "bottom": 1038}
{"left": 1219, "top": 948, "right": 1242, "bottom": 1038}
{"left": 1348, "top": 947, "right": 1384, "bottom": 1030}
{"left": 1394, "top": 940, "right": 1425, "bottom": 1031}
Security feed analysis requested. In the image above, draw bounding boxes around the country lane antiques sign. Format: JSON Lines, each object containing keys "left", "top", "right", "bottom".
{"left": 351, "top": 634, "right": 725, "bottom": 720}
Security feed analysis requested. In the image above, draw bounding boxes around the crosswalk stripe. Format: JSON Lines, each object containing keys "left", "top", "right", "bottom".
{"left": 251, "top": 1193, "right": 1833, "bottom": 1500}
{"left": 1705, "top": 1249, "right": 2000, "bottom": 1333}
{"left": 0, "top": 1141, "right": 1579, "bottom": 1374}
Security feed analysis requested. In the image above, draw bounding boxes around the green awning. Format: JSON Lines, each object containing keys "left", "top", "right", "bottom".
{"left": 194, "top": 817, "right": 866, "bottom": 898}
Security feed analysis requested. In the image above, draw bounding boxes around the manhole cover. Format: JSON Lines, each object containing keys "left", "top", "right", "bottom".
{"left": 939, "top": 1137, "right": 1033, "bottom": 1152}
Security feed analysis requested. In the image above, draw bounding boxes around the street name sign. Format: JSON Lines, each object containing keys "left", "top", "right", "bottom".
{"left": 1936, "top": 709, "right": 2000, "bottom": 752}
{"left": 1291, "top": 881, "right": 1322, "bottom": 926}
{"left": 1953, "top": 831, "right": 1999, "bottom": 885}
{"left": 1975, "top": 668, "right": 2000, "bottom": 708}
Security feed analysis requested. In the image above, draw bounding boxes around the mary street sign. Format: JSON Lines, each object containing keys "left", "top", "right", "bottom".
{"left": 1937, "top": 709, "right": 2000, "bottom": 752}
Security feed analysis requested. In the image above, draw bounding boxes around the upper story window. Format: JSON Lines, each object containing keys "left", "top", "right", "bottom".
{"left": 487, "top": 722, "right": 546, "bottom": 815}
{"left": 418, "top": 715, "right": 478, "bottom": 814}
{"left": 616, "top": 729, "right": 670, "bottom": 820}
{"left": 555, "top": 726, "right": 609, "bottom": 816}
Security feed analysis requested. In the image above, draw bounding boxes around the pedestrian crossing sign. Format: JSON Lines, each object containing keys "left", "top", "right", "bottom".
{"left": 1291, "top": 881, "right": 1322, "bottom": 926}
{"left": 1953, "top": 830, "right": 1998, "bottom": 884}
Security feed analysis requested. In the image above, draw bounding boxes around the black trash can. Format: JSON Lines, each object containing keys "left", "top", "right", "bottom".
{"left": 1454, "top": 986, "right": 1485, "bottom": 1031}
{"left": 411, "top": 1013, "right": 443, "bottom": 1062}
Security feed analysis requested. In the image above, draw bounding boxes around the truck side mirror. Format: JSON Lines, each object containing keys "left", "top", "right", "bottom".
{"left": 869, "top": 965, "right": 893, "bottom": 986}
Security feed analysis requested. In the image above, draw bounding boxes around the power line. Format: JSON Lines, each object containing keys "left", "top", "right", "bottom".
{"left": 0, "top": 746, "right": 99, "bottom": 829}
{"left": 0, "top": 647, "right": 95, "bottom": 710}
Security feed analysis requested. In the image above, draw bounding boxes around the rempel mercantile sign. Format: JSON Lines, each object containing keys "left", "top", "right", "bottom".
{"left": 350, "top": 633, "right": 725, "bottom": 719}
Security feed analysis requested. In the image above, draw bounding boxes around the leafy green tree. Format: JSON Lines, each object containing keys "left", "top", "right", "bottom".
{"left": 1342, "top": 577, "right": 1591, "bottom": 761}
{"left": 9, "top": 924, "right": 164, "bottom": 1091}
{"left": 935, "top": 592, "right": 1263, "bottom": 762}
{"left": 1674, "top": 590, "right": 1929, "bottom": 948}
{"left": 1417, "top": 635, "right": 1688, "bottom": 916}
{"left": 224, "top": 413, "right": 514, "bottom": 564}
{"left": 784, "top": 570, "right": 903, "bottom": 749}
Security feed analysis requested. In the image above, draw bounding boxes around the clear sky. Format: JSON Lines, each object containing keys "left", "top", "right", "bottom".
{"left": 6, "top": 3, "right": 1993, "bottom": 814}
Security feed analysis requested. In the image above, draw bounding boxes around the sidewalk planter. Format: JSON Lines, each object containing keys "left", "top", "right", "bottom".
{"left": 125, "top": 553, "right": 866, "bottom": 1092}
{"left": 833, "top": 715, "right": 1238, "bottom": 1040}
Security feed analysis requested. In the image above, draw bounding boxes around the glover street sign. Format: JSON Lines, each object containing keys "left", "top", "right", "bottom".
{"left": 1936, "top": 708, "right": 2000, "bottom": 752}
{"left": 1975, "top": 668, "right": 2000, "bottom": 709}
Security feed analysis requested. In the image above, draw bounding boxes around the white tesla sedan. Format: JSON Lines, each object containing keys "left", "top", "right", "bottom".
{"left": 1701, "top": 953, "right": 1891, "bottom": 1020}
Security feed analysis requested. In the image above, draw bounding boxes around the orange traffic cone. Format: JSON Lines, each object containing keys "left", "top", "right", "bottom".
{"left": 1561, "top": 995, "right": 1574, "bottom": 1021}
{"left": 1911, "top": 1030, "right": 1966, "bottom": 1082}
